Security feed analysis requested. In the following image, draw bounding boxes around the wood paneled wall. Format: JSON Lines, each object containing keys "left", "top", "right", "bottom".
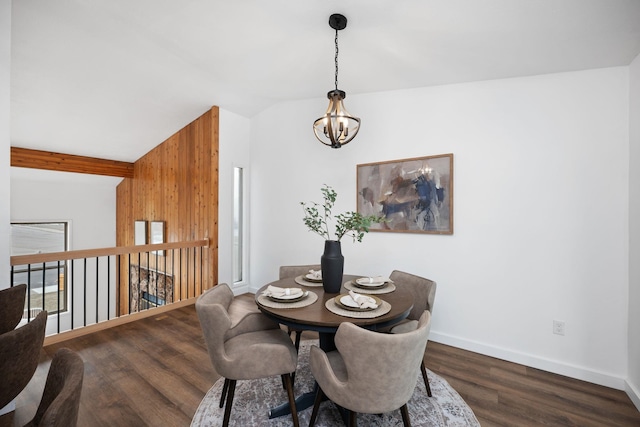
{"left": 116, "top": 107, "right": 219, "bottom": 314}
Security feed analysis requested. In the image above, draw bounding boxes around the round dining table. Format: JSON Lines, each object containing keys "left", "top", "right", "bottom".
{"left": 255, "top": 274, "right": 414, "bottom": 419}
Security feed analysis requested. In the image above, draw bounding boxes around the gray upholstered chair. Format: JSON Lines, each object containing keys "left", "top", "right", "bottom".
{"left": 278, "top": 264, "right": 321, "bottom": 350}
{"left": 0, "top": 284, "right": 27, "bottom": 335}
{"left": 24, "top": 348, "right": 84, "bottom": 427}
{"left": 388, "top": 270, "right": 437, "bottom": 396}
{"left": 195, "top": 284, "right": 300, "bottom": 427}
{"left": 212, "top": 281, "right": 283, "bottom": 407}
{"left": 278, "top": 264, "right": 321, "bottom": 281}
{"left": 309, "top": 311, "right": 431, "bottom": 427}
{"left": 0, "top": 310, "right": 48, "bottom": 409}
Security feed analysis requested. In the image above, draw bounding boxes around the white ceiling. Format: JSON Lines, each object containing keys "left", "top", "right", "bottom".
{"left": 10, "top": 0, "right": 640, "bottom": 162}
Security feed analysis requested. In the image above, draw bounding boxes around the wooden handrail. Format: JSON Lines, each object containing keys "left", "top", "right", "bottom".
{"left": 10, "top": 239, "right": 210, "bottom": 265}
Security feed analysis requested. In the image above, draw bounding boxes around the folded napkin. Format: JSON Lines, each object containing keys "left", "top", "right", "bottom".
{"left": 348, "top": 290, "right": 378, "bottom": 309}
{"left": 356, "top": 275, "right": 392, "bottom": 285}
{"left": 308, "top": 269, "right": 322, "bottom": 280}
{"left": 263, "top": 285, "right": 303, "bottom": 298}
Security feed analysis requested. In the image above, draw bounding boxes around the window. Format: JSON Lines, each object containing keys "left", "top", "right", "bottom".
{"left": 10, "top": 222, "right": 69, "bottom": 315}
{"left": 232, "top": 167, "right": 244, "bottom": 283}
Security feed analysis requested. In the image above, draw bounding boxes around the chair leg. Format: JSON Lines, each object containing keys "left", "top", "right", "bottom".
{"left": 349, "top": 410, "right": 357, "bottom": 427}
{"left": 219, "top": 378, "right": 229, "bottom": 408}
{"left": 400, "top": 404, "right": 412, "bottom": 427}
{"left": 222, "top": 379, "right": 236, "bottom": 427}
{"left": 420, "top": 361, "right": 432, "bottom": 397}
{"left": 282, "top": 374, "right": 300, "bottom": 427}
{"left": 294, "top": 330, "right": 302, "bottom": 351}
{"left": 289, "top": 330, "right": 303, "bottom": 385}
{"left": 309, "top": 386, "right": 325, "bottom": 427}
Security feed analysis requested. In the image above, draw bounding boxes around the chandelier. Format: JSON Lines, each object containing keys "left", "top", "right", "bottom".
{"left": 313, "top": 14, "right": 361, "bottom": 149}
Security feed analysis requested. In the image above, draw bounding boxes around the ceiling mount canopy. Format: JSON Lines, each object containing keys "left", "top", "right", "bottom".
{"left": 313, "top": 13, "right": 361, "bottom": 149}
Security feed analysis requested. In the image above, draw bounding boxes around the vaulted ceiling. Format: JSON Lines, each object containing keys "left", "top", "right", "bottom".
{"left": 10, "top": 0, "right": 640, "bottom": 162}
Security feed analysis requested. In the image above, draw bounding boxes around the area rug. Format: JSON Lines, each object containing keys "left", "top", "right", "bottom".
{"left": 191, "top": 340, "right": 480, "bottom": 426}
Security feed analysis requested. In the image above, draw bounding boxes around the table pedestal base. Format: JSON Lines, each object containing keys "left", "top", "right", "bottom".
{"left": 268, "top": 387, "right": 318, "bottom": 419}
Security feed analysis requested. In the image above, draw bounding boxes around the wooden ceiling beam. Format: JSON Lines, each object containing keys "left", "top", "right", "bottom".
{"left": 10, "top": 147, "right": 134, "bottom": 178}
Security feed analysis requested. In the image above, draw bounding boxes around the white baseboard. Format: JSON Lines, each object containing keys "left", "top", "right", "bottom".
{"left": 626, "top": 379, "right": 640, "bottom": 411}
{"left": 430, "top": 331, "right": 627, "bottom": 391}
{"left": 231, "top": 283, "right": 250, "bottom": 295}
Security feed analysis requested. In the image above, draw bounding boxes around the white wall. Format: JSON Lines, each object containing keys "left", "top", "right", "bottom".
{"left": 0, "top": 0, "right": 11, "bottom": 291}
{"left": 218, "top": 108, "right": 251, "bottom": 294}
{"left": 628, "top": 53, "right": 640, "bottom": 409}
{"left": 250, "top": 67, "right": 630, "bottom": 389}
{"left": 10, "top": 168, "right": 120, "bottom": 250}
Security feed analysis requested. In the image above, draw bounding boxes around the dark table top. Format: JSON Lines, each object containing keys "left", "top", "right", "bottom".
{"left": 255, "top": 274, "right": 414, "bottom": 333}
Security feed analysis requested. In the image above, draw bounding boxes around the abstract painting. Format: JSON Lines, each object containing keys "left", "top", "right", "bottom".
{"left": 357, "top": 154, "right": 453, "bottom": 234}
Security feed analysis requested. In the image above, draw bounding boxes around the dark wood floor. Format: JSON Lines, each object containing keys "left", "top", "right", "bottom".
{"left": 6, "top": 295, "right": 640, "bottom": 427}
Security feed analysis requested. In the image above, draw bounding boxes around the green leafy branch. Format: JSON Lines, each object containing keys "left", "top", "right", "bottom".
{"left": 301, "top": 184, "right": 384, "bottom": 242}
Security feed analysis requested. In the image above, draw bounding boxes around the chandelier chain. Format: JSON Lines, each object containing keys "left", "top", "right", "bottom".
{"left": 334, "top": 29, "right": 339, "bottom": 90}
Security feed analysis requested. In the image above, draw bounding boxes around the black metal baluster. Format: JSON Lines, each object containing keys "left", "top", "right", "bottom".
{"left": 200, "top": 246, "right": 203, "bottom": 295}
{"left": 96, "top": 257, "right": 99, "bottom": 324}
{"left": 107, "top": 256, "right": 111, "bottom": 320}
{"left": 27, "top": 264, "right": 31, "bottom": 323}
{"left": 186, "top": 249, "right": 189, "bottom": 299}
{"left": 128, "top": 253, "right": 132, "bottom": 315}
{"left": 138, "top": 252, "right": 142, "bottom": 312}
{"left": 83, "top": 258, "right": 87, "bottom": 327}
{"left": 192, "top": 246, "right": 196, "bottom": 297}
{"left": 57, "top": 260, "right": 61, "bottom": 333}
{"left": 171, "top": 248, "right": 174, "bottom": 303}
{"left": 154, "top": 249, "right": 158, "bottom": 307}
{"left": 41, "top": 262, "right": 46, "bottom": 314}
{"left": 163, "top": 248, "right": 167, "bottom": 306}
{"left": 71, "top": 260, "right": 74, "bottom": 330}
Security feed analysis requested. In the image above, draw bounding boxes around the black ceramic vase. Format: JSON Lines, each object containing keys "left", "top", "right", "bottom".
{"left": 321, "top": 240, "right": 344, "bottom": 294}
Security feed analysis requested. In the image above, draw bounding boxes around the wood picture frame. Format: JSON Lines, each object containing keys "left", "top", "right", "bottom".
{"left": 357, "top": 153, "right": 453, "bottom": 234}
{"left": 150, "top": 221, "right": 165, "bottom": 255}
{"left": 134, "top": 220, "right": 147, "bottom": 245}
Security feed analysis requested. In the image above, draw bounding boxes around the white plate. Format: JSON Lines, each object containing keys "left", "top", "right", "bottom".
{"left": 339, "top": 295, "right": 360, "bottom": 308}
{"left": 305, "top": 273, "right": 323, "bottom": 282}
{"left": 268, "top": 290, "right": 306, "bottom": 301}
{"left": 339, "top": 294, "right": 377, "bottom": 308}
{"left": 355, "top": 278, "right": 388, "bottom": 287}
{"left": 335, "top": 293, "right": 381, "bottom": 311}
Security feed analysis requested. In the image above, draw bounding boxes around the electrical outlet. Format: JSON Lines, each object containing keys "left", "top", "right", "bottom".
{"left": 553, "top": 320, "right": 565, "bottom": 336}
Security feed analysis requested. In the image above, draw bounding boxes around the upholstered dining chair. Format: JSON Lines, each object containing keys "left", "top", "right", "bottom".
{"left": 0, "top": 284, "right": 27, "bottom": 335}
{"left": 388, "top": 270, "right": 437, "bottom": 396}
{"left": 308, "top": 311, "right": 432, "bottom": 427}
{"left": 209, "top": 280, "right": 283, "bottom": 407}
{"left": 278, "top": 264, "right": 321, "bottom": 350}
{"left": 0, "top": 310, "right": 48, "bottom": 409}
{"left": 278, "top": 264, "right": 321, "bottom": 281}
{"left": 196, "top": 284, "right": 300, "bottom": 427}
{"left": 23, "top": 348, "right": 84, "bottom": 427}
